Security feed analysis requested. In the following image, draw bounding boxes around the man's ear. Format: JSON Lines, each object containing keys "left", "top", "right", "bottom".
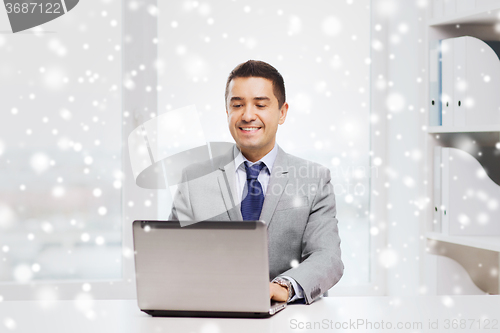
{"left": 278, "top": 102, "right": 289, "bottom": 125}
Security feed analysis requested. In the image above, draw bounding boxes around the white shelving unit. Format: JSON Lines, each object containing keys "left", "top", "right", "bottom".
{"left": 428, "top": 125, "right": 500, "bottom": 133}
{"left": 427, "top": 232, "right": 500, "bottom": 252}
{"left": 425, "top": 0, "right": 500, "bottom": 295}
{"left": 429, "top": 6, "right": 500, "bottom": 26}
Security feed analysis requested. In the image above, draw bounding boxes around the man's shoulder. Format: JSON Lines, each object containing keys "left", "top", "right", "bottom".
{"left": 284, "top": 152, "right": 324, "bottom": 168}
{"left": 281, "top": 151, "right": 330, "bottom": 179}
{"left": 183, "top": 158, "right": 218, "bottom": 178}
{"left": 182, "top": 143, "right": 235, "bottom": 180}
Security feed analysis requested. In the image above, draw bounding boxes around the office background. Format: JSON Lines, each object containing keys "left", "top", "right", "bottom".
{"left": 156, "top": 0, "right": 371, "bottom": 288}
{"left": 0, "top": 0, "right": 372, "bottom": 300}
{"left": 1, "top": 0, "right": 498, "bottom": 302}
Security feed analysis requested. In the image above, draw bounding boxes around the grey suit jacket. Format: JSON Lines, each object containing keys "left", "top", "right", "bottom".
{"left": 169, "top": 144, "right": 343, "bottom": 304}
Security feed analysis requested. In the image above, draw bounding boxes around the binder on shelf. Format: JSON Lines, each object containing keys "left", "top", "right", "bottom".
{"left": 475, "top": 0, "right": 500, "bottom": 10}
{"left": 433, "top": 146, "right": 442, "bottom": 232}
{"left": 441, "top": 148, "right": 450, "bottom": 235}
{"left": 453, "top": 37, "right": 466, "bottom": 127}
{"left": 440, "top": 147, "right": 500, "bottom": 236}
{"left": 432, "top": 0, "right": 500, "bottom": 21}
{"left": 433, "top": 0, "right": 444, "bottom": 19}
{"left": 464, "top": 37, "right": 500, "bottom": 126}
{"left": 456, "top": 0, "right": 475, "bottom": 12}
{"left": 441, "top": 38, "right": 454, "bottom": 127}
{"left": 444, "top": 0, "right": 456, "bottom": 16}
{"left": 436, "top": 36, "right": 500, "bottom": 128}
{"left": 451, "top": 0, "right": 500, "bottom": 14}
{"left": 429, "top": 40, "right": 442, "bottom": 126}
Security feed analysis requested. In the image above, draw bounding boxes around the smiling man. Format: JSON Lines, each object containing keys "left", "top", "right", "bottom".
{"left": 226, "top": 75, "right": 286, "bottom": 163}
{"left": 170, "top": 60, "right": 343, "bottom": 304}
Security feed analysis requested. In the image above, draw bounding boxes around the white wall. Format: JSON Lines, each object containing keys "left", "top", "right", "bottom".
{"left": 371, "top": 0, "right": 428, "bottom": 296}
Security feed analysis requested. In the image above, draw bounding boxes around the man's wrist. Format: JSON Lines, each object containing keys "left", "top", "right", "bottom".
{"left": 272, "top": 277, "right": 295, "bottom": 302}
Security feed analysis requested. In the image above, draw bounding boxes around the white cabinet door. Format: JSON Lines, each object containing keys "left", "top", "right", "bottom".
{"left": 441, "top": 38, "right": 454, "bottom": 126}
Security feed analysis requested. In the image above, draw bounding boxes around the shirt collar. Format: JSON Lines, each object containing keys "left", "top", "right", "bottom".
{"left": 234, "top": 143, "right": 278, "bottom": 174}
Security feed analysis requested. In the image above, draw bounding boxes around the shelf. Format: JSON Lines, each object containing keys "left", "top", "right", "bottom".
{"left": 427, "top": 232, "right": 500, "bottom": 252}
{"left": 429, "top": 6, "right": 500, "bottom": 26}
{"left": 427, "top": 125, "right": 500, "bottom": 133}
{"left": 425, "top": 1, "right": 500, "bottom": 296}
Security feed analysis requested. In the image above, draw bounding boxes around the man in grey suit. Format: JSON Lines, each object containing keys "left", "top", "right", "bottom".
{"left": 169, "top": 60, "right": 343, "bottom": 304}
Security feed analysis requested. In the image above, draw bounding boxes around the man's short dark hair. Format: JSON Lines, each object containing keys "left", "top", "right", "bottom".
{"left": 225, "top": 60, "right": 286, "bottom": 109}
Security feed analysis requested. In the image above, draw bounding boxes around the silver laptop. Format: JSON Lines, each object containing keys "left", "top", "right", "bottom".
{"left": 132, "top": 220, "right": 286, "bottom": 318}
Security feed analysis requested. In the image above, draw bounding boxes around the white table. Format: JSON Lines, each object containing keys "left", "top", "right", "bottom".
{"left": 1, "top": 296, "right": 499, "bottom": 332}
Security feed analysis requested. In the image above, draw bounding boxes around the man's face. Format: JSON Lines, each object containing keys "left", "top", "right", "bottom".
{"left": 226, "top": 77, "right": 288, "bottom": 161}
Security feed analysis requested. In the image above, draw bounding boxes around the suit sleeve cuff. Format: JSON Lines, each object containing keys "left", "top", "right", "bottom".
{"left": 280, "top": 276, "right": 305, "bottom": 303}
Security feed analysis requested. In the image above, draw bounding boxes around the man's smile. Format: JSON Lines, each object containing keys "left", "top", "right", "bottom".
{"left": 239, "top": 126, "right": 262, "bottom": 132}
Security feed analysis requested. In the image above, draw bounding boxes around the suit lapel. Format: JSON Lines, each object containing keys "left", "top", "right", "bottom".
{"left": 260, "top": 146, "right": 289, "bottom": 228}
{"left": 217, "top": 145, "right": 243, "bottom": 221}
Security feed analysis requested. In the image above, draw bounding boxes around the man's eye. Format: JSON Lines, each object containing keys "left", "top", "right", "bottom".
{"left": 233, "top": 104, "right": 242, "bottom": 108}
{"left": 257, "top": 105, "right": 266, "bottom": 108}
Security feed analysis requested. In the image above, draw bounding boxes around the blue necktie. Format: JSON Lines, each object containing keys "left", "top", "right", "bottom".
{"left": 241, "top": 162, "right": 265, "bottom": 221}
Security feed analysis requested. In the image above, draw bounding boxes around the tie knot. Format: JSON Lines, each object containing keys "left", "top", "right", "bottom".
{"left": 244, "top": 161, "right": 265, "bottom": 180}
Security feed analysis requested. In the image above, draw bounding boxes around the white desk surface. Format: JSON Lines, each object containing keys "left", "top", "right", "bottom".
{"left": 1, "top": 296, "right": 500, "bottom": 332}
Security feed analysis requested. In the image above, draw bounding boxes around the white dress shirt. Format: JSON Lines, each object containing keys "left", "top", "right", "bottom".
{"left": 234, "top": 143, "right": 304, "bottom": 303}
{"left": 233, "top": 144, "right": 277, "bottom": 204}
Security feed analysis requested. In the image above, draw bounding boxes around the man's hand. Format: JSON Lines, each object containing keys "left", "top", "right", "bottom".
{"left": 269, "top": 282, "right": 288, "bottom": 302}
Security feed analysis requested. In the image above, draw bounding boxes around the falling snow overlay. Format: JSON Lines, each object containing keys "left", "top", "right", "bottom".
{"left": 157, "top": 0, "right": 371, "bottom": 287}
{"left": 0, "top": 0, "right": 122, "bottom": 283}
{"left": 0, "top": 0, "right": 497, "bottom": 326}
